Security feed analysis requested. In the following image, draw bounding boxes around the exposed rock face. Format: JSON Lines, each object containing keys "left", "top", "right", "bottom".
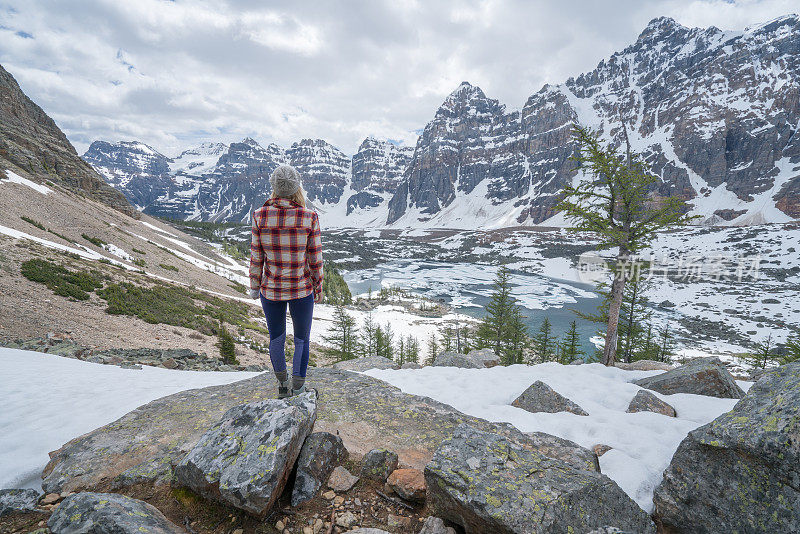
{"left": 511, "top": 380, "right": 589, "bottom": 416}
{"left": 432, "top": 351, "right": 482, "bottom": 369}
{"left": 291, "top": 432, "right": 348, "bottom": 506}
{"left": 424, "top": 425, "right": 655, "bottom": 534}
{"left": 361, "top": 449, "right": 399, "bottom": 481}
{"left": 174, "top": 392, "right": 316, "bottom": 516}
{"left": 633, "top": 357, "right": 745, "bottom": 398}
{"left": 326, "top": 465, "right": 359, "bottom": 492}
{"left": 331, "top": 355, "right": 399, "bottom": 371}
{"left": 387, "top": 468, "right": 426, "bottom": 502}
{"left": 39, "top": 369, "right": 607, "bottom": 495}
{"left": 626, "top": 390, "right": 677, "bottom": 417}
{"left": 0, "top": 64, "right": 136, "bottom": 217}
{"left": 0, "top": 488, "right": 40, "bottom": 517}
{"left": 349, "top": 137, "right": 414, "bottom": 215}
{"left": 47, "top": 492, "right": 183, "bottom": 534}
{"left": 286, "top": 139, "right": 350, "bottom": 205}
{"left": 653, "top": 362, "right": 800, "bottom": 533}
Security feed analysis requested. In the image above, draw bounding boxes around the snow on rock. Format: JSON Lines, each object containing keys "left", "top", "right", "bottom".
{"left": 0, "top": 348, "right": 260, "bottom": 490}
{"left": 364, "top": 363, "right": 745, "bottom": 512}
{"left": 1, "top": 170, "right": 52, "bottom": 194}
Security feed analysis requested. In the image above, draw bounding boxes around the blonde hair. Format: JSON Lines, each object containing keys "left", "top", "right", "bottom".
{"left": 272, "top": 188, "right": 306, "bottom": 208}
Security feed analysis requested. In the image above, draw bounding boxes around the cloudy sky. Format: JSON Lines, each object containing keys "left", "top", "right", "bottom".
{"left": 0, "top": 0, "right": 796, "bottom": 156}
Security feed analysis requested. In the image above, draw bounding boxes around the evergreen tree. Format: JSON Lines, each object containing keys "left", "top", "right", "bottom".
{"left": 361, "top": 313, "right": 378, "bottom": 357}
{"left": 321, "top": 262, "right": 352, "bottom": 304}
{"left": 744, "top": 334, "right": 775, "bottom": 369}
{"left": 406, "top": 336, "right": 420, "bottom": 363}
{"left": 560, "top": 320, "right": 584, "bottom": 363}
{"left": 558, "top": 124, "right": 696, "bottom": 365}
{"left": 656, "top": 324, "right": 674, "bottom": 363}
{"left": 217, "top": 321, "right": 238, "bottom": 365}
{"left": 781, "top": 335, "right": 800, "bottom": 365}
{"left": 397, "top": 336, "right": 406, "bottom": 366}
{"left": 376, "top": 322, "right": 394, "bottom": 360}
{"left": 322, "top": 303, "right": 359, "bottom": 361}
{"left": 505, "top": 306, "right": 528, "bottom": 364}
{"left": 477, "top": 267, "right": 514, "bottom": 356}
{"left": 426, "top": 332, "right": 439, "bottom": 365}
{"left": 441, "top": 325, "right": 454, "bottom": 352}
{"left": 533, "top": 317, "right": 556, "bottom": 362}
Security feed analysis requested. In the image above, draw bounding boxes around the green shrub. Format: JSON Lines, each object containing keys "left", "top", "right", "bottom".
{"left": 322, "top": 262, "right": 352, "bottom": 304}
{"left": 133, "top": 258, "right": 147, "bottom": 268}
{"left": 228, "top": 281, "right": 247, "bottom": 295}
{"left": 132, "top": 248, "right": 146, "bottom": 255}
{"left": 47, "top": 229, "right": 75, "bottom": 243}
{"left": 20, "top": 216, "right": 45, "bottom": 231}
{"left": 218, "top": 322, "right": 239, "bottom": 364}
{"left": 159, "top": 263, "right": 179, "bottom": 272}
{"left": 20, "top": 259, "right": 103, "bottom": 301}
{"left": 82, "top": 233, "right": 107, "bottom": 247}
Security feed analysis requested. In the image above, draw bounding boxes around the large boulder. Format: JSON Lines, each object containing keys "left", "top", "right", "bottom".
{"left": 653, "top": 362, "right": 800, "bottom": 533}
{"left": 174, "top": 392, "right": 316, "bottom": 516}
{"left": 511, "top": 380, "right": 588, "bottom": 416}
{"left": 47, "top": 492, "right": 184, "bottom": 534}
{"left": 332, "top": 355, "right": 398, "bottom": 371}
{"left": 291, "top": 431, "right": 348, "bottom": 506}
{"left": 633, "top": 357, "right": 744, "bottom": 398}
{"left": 626, "top": 390, "right": 677, "bottom": 417}
{"left": 0, "top": 488, "right": 41, "bottom": 517}
{"left": 614, "top": 360, "right": 674, "bottom": 371}
{"left": 432, "top": 351, "right": 483, "bottom": 369}
{"left": 465, "top": 348, "right": 500, "bottom": 367}
{"left": 425, "top": 425, "right": 654, "bottom": 534}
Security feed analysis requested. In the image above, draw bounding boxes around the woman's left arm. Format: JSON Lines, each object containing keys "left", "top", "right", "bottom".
{"left": 248, "top": 211, "right": 264, "bottom": 299}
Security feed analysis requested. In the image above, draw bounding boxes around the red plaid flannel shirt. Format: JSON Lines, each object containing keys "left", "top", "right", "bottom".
{"left": 249, "top": 198, "right": 324, "bottom": 301}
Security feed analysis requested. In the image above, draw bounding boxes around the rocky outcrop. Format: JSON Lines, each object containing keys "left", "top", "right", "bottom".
{"left": 653, "top": 362, "right": 800, "bottom": 533}
{"left": 291, "top": 431, "right": 348, "bottom": 506}
{"left": 331, "top": 355, "right": 399, "bottom": 371}
{"left": 626, "top": 390, "right": 677, "bottom": 417}
{"left": 47, "top": 492, "right": 184, "bottom": 534}
{"left": 40, "top": 368, "right": 605, "bottom": 496}
{"left": 387, "top": 468, "right": 426, "bottom": 503}
{"left": 511, "top": 380, "right": 589, "bottom": 416}
{"left": 174, "top": 392, "right": 316, "bottom": 516}
{"left": 0, "top": 488, "right": 41, "bottom": 517}
{"left": 633, "top": 357, "right": 745, "bottom": 398}
{"left": 0, "top": 64, "right": 136, "bottom": 217}
{"left": 424, "top": 424, "right": 654, "bottom": 534}
{"left": 361, "top": 449, "right": 399, "bottom": 481}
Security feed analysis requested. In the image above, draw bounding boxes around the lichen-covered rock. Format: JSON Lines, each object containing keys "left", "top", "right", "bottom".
{"left": 626, "top": 390, "right": 677, "bottom": 417}
{"left": 523, "top": 432, "right": 599, "bottom": 471}
{"left": 653, "top": 362, "right": 800, "bottom": 533}
{"left": 291, "top": 432, "right": 348, "bottom": 506}
{"left": 425, "top": 425, "right": 654, "bottom": 534}
{"left": 327, "top": 465, "right": 359, "bottom": 492}
{"left": 633, "top": 357, "right": 744, "bottom": 398}
{"left": 419, "top": 516, "right": 457, "bottom": 534}
{"left": 0, "top": 488, "right": 41, "bottom": 517}
{"left": 387, "top": 468, "right": 426, "bottom": 502}
{"left": 174, "top": 392, "right": 316, "bottom": 516}
{"left": 47, "top": 492, "right": 183, "bottom": 534}
{"left": 331, "top": 355, "right": 398, "bottom": 371}
{"left": 361, "top": 448, "right": 399, "bottom": 481}
{"left": 511, "top": 380, "right": 588, "bottom": 416}
{"left": 432, "top": 351, "right": 482, "bottom": 369}
{"left": 614, "top": 360, "right": 674, "bottom": 371}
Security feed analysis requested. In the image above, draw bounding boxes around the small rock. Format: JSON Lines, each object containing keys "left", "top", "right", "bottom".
{"left": 313, "top": 518, "right": 324, "bottom": 533}
{"left": 593, "top": 444, "right": 613, "bottom": 457}
{"left": 327, "top": 466, "right": 359, "bottom": 492}
{"left": 626, "top": 390, "right": 677, "bottom": 417}
{"left": 335, "top": 511, "right": 358, "bottom": 528}
{"left": 346, "top": 529, "right": 391, "bottom": 534}
{"left": 387, "top": 514, "right": 412, "bottom": 528}
{"left": 333, "top": 496, "right": 344, "bottom": 506}
{"left": 276, "top": 520, "right": 285, "bottom": 531}
{"left": 419, "top": 516, "right": 457, "bottom": 534}
{"left": 511, "top": 380, "right": 588, "bottom": 416}
{"left": 232, "top": 529, "right": 243, "bottom": 534}
{"left": 0, "top": 488, "right": 41, "bottom": 517}
{"left": 361, "top": 448, "right": 399, "bottom": 481}
{"left": 387, "top": 468, "right": 426, "bottom": 502}
{"left": 40, "top": 493, "right": 60, "bottom": 506}
{"left": 303, "top": 527, "right": 313, "bottom": 534}
{"left": 47, "top": 492, "right": 183, "bottom": 533}
{"left": 322, "top": 490, "right": 336, "bottom": 500}
{"left": 354, "top": 497, "right": 361, "bottom": 506}
{"left": 161, "top": 357, "right": 179, "bottom": 369}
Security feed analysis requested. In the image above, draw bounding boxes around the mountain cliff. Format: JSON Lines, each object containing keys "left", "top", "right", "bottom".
{"left": 84, "top": 15, "right": 800, "bottom": 227}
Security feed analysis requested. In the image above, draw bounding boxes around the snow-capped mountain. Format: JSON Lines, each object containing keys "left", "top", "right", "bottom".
{"left": 85, "top": 15, "right": 800, "bottom": 228}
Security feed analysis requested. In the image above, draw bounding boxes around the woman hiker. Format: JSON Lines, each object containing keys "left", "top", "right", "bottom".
{"left": 249, "top": 165, "right": 324, "bottom": 398}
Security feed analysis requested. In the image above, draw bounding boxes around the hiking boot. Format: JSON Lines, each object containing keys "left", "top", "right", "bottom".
{"left": 278, "top": 380, "right": 291, "bottom": 399}
{"left": 292, "top": 384, "right": 306, "bottom": 396}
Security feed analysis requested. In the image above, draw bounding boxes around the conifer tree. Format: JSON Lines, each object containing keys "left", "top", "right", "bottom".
{"left": 780, "top": 335, "right": 800, "bottom": 364}
{"left": 441, "top": 325, "right": 454, "bottom": 352}
{"left": 406, "top": 336, "right": 420, "bottom": 363}
{"left": 560, "top": 320, "right": 584, "bottom": 363}
{"left": 323, "top": 303, "right": 359, "bottom": 361}
{"left": 533, "top": 317, "right": 556, "bottom": 362}
{"left": 477, "top": 267, "right": 515, "bottom": 356}
{"left": 426, "top": 332, "right": 439, "bottom": 365}
{"left": 397, "top": 337, "right": 406, "bottom": 366}
{"left": 558, "top": 124, "right": 696, "bottom": 365}
{"left": 745, "top": 334, "right": 774, "bottom": 369}
{"left": 218, "top": 321, "right": 238, "bottom": 365}
{"left": 657, "top": 324, "right": 674, "bottom": 363}
{"left": 361, "top": 313, "right": 378, "bottom": 357}
{"left": 505, "top": 306, "right": 528, "bottom": 364}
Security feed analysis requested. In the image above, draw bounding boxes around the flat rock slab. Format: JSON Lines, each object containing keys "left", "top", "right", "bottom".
{"left": 41, "top": 368, "right": 596, "bottom": 495}
{"left": 653, "top": 362, "right": 800, "bottom": 533}
{"left": 626, "top": 390, "right": 677, "bottom": 417}
{"left": 174, "top": 392, "right": 316, "bottom": 516}
{"left": 633, "top": 357, "right": 744, "bottom": 398}
{"left": 511, "top": 380, "right": 588, "bottom": 416}
{"left": 47, "top": 492, "right": 184, "bottom": 534}
{"left": 0, "top": 488, "right": 41, "bottom": 517}
{"left": 425, "top": 424, "right": 654, "bottom": 534}
{"left": 331, "top": 355, "right": 398, "bottom": 371}
{"left": 291, "top": 431, "right": 348, "bottom": 506}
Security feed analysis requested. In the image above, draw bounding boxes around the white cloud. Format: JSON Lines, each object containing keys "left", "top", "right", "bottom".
{"left": 0, "top": 0, "right": 795, "bottom": 157}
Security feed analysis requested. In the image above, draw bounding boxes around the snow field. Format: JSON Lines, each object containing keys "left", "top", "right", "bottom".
{"left": 0, "top": 348, "right": 261, "bottom": 490}
{"left": 364, "top": 363, "right": 750, "bottom": 512}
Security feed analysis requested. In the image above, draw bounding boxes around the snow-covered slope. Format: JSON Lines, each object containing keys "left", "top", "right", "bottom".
{"left": 85, "top": 15, "right": 800, "bottom": 228}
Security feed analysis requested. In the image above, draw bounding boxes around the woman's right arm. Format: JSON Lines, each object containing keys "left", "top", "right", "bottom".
{"left": 248, "top": 211, "right": 264, "bottom": 299}
{"left": 307, "top": 212, "right": 324, "bottom": 302}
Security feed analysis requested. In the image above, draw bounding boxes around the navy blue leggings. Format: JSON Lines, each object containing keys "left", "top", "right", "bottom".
{"left": 260, "top": 293, "right": 314, "bottom": 378}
